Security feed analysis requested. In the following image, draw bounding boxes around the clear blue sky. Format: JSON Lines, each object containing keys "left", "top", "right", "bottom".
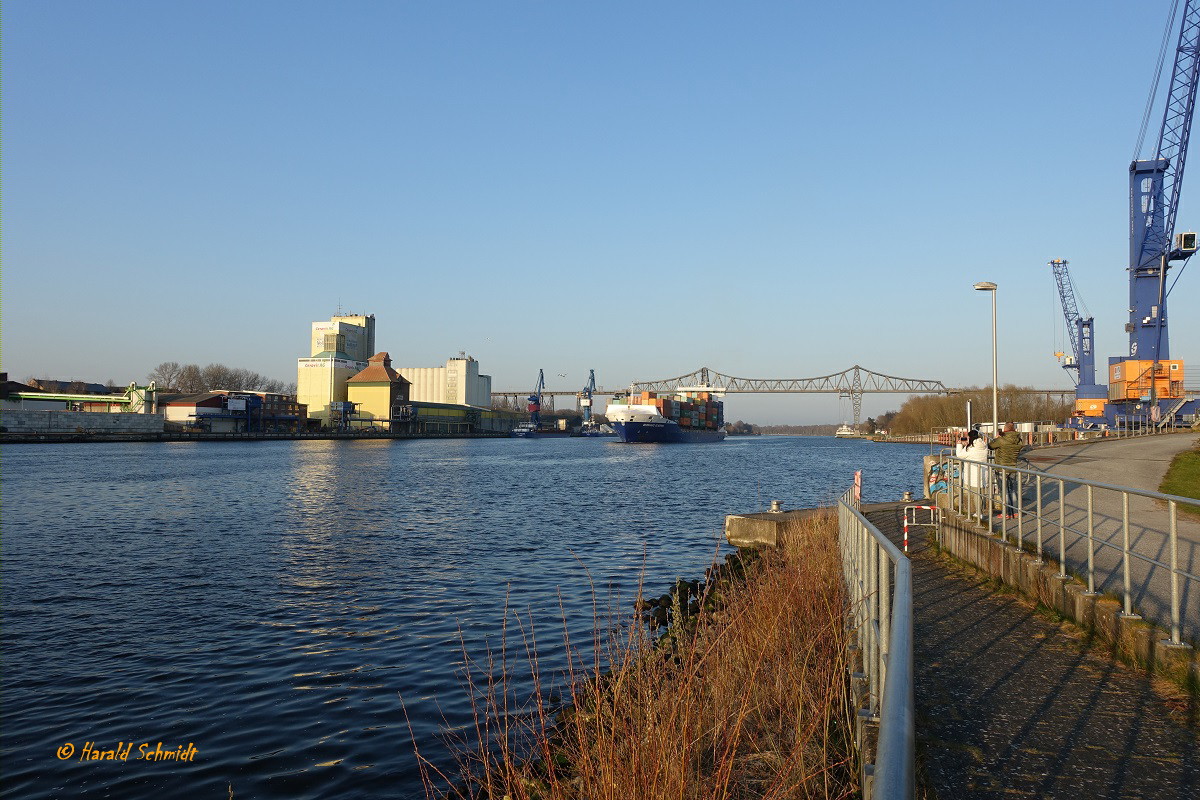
{"left": 4, "top": 1, "right": 1198, "bottom": 424}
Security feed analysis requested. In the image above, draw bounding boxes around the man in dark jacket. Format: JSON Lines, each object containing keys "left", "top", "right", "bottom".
{"left": 988, "top": 423, "right": 1025, "bottom": 517}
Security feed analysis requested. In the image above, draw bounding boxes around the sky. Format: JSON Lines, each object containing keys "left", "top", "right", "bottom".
{"left": 4, "top": 0, "right": 1199, "bottom": 424}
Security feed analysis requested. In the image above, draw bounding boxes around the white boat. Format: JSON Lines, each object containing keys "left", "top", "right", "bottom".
{"left": 835, "top": 424, "right": 857, "bottom": 438}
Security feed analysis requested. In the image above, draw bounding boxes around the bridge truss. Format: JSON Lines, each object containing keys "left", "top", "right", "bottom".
{"left": 491, "top": 365, "right": 1074, "bottom": 426}
{"left": 629, "top": 365, "right": 948, "bottom": 426}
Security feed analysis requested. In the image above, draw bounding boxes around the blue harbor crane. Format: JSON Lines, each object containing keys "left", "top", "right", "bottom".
{"left": 526, "top": 369, "right": 546, "bottom": 428}
{"left": 578, "top": 369, "right": 597, "bottom": 426}
{"left": 1049, "top": 259, "right": 1106, "bottom": 421}
{"left": 1114, "top": 0, "right": 1200, "bottom": 426}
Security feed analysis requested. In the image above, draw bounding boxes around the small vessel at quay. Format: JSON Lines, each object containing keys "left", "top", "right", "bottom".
{"left": 576, "top": 421, "right": 617, "bottom": 437}
{"left": 509, "top": 369, "right": 572, "bottom": 438}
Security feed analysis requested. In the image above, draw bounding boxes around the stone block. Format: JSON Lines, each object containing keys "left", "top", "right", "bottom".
{"left": 1116, "top": 616, "right": 1155, "bottom": 668}
{"left": 1060, "top": 583, "right": 1083, "bottom": 622}
{"left": 724, "top": 509, "right": 825, "bottom": 549}
{"left": 1066, "top": 584, "right": 1097, "bottom": 629}
{"left": 1018, "top": 554, "right": 1038, "bottom": 595}
{"left": 1033, "top": 569, "right": 1066, "bottom": 614}
{"left": 1091, "top": 597, "right": 1124, "bottom": 644}
{"left": 1153, "top": 639, "right": 1196, "bottom": 685}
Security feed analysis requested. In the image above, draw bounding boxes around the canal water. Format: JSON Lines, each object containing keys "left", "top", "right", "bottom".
{"left": 1, "top": 436, "right": 928, "bottom": 799}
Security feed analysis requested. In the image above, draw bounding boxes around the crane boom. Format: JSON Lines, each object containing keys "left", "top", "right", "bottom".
{"left": 1049, "top": 260, "right": 1097, "bottom": 387}
{"left": 1128, "top": 0, "right": 1200, "bottom": 361}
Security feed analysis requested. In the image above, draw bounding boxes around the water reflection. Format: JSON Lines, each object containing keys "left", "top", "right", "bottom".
{"left": 2, "top": 436, "right": 928, "bottom": 800}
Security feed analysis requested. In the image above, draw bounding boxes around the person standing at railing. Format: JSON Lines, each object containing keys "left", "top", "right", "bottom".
{"left": 988, "top": 423, "right": 1024, "bottom": 518}
{"left": 954, "top": 433, "right": 972, "bottom": 513}
{"left": 959, "top": 430, "right": 989, "bottom": 520}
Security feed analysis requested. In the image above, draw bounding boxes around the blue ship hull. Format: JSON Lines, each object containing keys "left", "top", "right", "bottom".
{"left": 612, "top": 420, "right": 725, "bottom": 443}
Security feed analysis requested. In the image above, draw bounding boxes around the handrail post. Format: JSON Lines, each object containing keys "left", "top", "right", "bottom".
{"left": 956, "top": 454, "right": 963, "bottom": 514}
{"left": 1122, "top": 493, "right": 1133, "bottom": 616}
{"left": 1057, "top": 478, "right": 1068, "bottom": 579}
{"left": 878, "top": 543, "right": 891, "bottom": 712}
{"left": 1016, "top": 467, "right": 1025, "bottom": 551}
{"left": 1086, "top": 485, "right": 1096, "bottom": 594}
{"left": 999, "top": 466, "right": 1008, "bottom": 544}
{"left": 869, "top": 527, "right": 879, "bottom": 714}
{"left": 1035, "top": 473, "right": 1044, "bottom": 563}
{"left": 1170, "top": 500, "right": 1182, "bottom": 645}
{"left": 987, "top": 464, "right": 995, "bottom": 535}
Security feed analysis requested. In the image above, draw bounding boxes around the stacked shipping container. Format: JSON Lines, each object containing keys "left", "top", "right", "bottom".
{"left": 628, "top": 390, "right": 725, "bottom": 430}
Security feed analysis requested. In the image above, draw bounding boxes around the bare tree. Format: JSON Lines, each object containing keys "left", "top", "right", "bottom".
{"left": 176, "top": 364, "right": 205, "bottom": 393}
{"left": 148, "top": 361, "right": 183, "bottom": 389}
{"left": 200, "top": 363, "right": 235, "bottom": 390}
{"left": 150, "top": 360, "right": 291, "bottom": 394}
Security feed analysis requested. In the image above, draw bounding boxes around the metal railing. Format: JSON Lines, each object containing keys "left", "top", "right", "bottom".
{"left": 939, "top": 454, "right": 1200, "bottom": 645}
{"left": 838, "top": 488, "right": 915, "bottom": 800}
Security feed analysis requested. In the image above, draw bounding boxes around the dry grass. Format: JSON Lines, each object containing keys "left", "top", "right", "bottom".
{"left": 420, "top": 510, "right": 857, "bottom": 800}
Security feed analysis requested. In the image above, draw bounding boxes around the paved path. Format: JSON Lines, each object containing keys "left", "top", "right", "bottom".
{"left": 998, "top": 433, "right": 1200, "bottom": 641}
{"left": 864, "top": 502, "right": 1200, "bottom": 799}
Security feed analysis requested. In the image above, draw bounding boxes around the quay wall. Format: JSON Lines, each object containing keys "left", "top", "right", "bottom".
{"left": 0, "top": 410, "right": 166, "bottom": 434}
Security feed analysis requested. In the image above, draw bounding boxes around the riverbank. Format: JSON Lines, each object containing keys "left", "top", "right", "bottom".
{"left": 0, "top": 429, "right": 513, "bottom": 444}
{"left": 433, "top": 510, "right": 858, "bottom": 800}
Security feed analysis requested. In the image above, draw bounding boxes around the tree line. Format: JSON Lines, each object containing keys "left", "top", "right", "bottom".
{"left": 719, "top": 386, "right": 1071, "bottom": 436}
{"left": 884, "top": 386, "right": 1072, "bottom": 434}
{"left": 147, "top": 362, "right": 295, "bottom": 395}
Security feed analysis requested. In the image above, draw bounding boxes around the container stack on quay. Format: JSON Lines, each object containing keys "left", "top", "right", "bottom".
{"left": 628, "top": 390, "right": 725, "bottom": 430}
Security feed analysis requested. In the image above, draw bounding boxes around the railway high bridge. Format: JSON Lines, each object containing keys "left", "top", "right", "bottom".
{"left": 491, "top": 365, "right": 1074, "bottom": 427}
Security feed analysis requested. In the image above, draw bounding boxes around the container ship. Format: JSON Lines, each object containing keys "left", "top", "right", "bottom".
{"left": 606, "top": 389, "right": 726, "bottom": 443}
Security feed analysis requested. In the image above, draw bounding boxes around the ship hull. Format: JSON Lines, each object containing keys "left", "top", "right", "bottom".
{"left": 612, "top": 420, "right": 726, "bottom": 444}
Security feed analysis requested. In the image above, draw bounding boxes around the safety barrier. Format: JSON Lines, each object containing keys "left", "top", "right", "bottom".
{"left": 902, "top": 505, "right": 940, "bottom": 553}
{"left": 939, "top": 454, "right": 1200, "bottom": 645}
{"left": 837, "top": 488, "right": 914, "bottom": 800}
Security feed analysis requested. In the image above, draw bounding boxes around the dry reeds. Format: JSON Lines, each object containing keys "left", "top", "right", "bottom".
{"left": 421, "top": 510, "right": 857, "bottom": 800}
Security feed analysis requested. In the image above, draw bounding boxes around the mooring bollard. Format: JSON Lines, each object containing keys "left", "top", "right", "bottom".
{"left": 770, "top": 500, "right": 782, "bottom": 513}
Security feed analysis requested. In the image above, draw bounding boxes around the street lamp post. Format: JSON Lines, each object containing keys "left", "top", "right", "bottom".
{"left": 974, "top": 281, "right": 998, "bottom": 435}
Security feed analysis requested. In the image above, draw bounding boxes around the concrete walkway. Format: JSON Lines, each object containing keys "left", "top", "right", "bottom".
{"left": 1024, "top": 432, "right": 1199, "bottom": 492}
{"left": 865, "top": 502, "right": 1200, "bottom": 799}
{"left": 1001, "top": 433, "right": 1200, "bottom": 642}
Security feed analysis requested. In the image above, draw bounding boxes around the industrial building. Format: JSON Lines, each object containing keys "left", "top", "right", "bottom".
{"left": 0, "top": 374, "right": 165, "bottom": 435}
{"left": 294, "top": 311, "right": 513, "bottom": 433}
{"left": 159, "top": 391, "right": 306, "bottom": 433}
{"left": 345, "top": 352, "right": 411, "bottom": 422}
{"left": 297, "top": 313, "right": 373, "bottom": 422}
{"left": 310, "top": 314, "right": 375, "bottom": 363}
{"left": 391, "top": 403, "right": 521, "bottom": 435}
{"left": 396, "top": 353, "right": 492, "bottom": 407}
